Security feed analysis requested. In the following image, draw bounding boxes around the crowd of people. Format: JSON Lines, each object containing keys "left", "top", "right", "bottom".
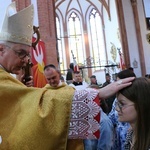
{"left": 43, "top": 66, "right": 150, "bottom": 150}
{"left": 0, "top": 2, "right": 150, "bottom": 150}
{"left": 43, "top": 64, "right": 150, "bottom": 150}
{"left": 23, "top": 61, "right": 150, "bottom": 150}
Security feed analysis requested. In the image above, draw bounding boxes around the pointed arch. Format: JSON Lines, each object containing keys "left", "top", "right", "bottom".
{"left": 66, "top": 10, "right": 86, "bottom": 65}
{"left": 55, "top": 14, "right": 67, "bottom": 72}
{"left": 86, "top": 7, "right": 106, "bottom": 70}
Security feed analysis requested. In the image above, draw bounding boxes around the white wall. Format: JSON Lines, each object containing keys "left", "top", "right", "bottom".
{"left": 104, "top": 0, "right": 121, "bottom": 64}
{"left": 122, "top": 0, "right": 150, "bottom": 77}
{"left": 138, "top": 0, "right": 150, "bottom": 75}
{"left": 122, "top": 0, "right": 142, "bottom": 77}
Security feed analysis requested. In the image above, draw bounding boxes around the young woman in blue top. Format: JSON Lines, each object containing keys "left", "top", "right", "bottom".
{"left": 116, "top": 77, "right": 150, "bottom": 150}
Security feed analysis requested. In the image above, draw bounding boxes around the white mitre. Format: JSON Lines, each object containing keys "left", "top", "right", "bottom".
{"left": 0, "top": 2, "right": 34, "bottom": 46}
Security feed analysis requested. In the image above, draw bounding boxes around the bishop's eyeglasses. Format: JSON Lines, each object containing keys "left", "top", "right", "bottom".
{"left": 4, "top": 45, "right": 30, "bottom": 60}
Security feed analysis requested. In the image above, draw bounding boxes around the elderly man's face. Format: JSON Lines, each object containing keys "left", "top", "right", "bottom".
{"left": 0, "top": 43, "right": 31, "bottom": 75}
{"left": 44, "top": 67, "right": 61, "bottom": 87}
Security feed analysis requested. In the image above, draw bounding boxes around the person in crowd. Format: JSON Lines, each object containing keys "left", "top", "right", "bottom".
{"left": 79, "top": 72, "right": 89, "bottom": 87}
{"left": 103, "top": 73, "right": 111, "bottom": 87}
{"left": 116, "top": 77, "right": 150, "bottom": 150}
{"left": 71, "top": 71, "right": 89, "bottom": 90}
{"left": 84, "top": 108, "right": 113, "bottom": 150}
{"left": 44, "top": 63, "right": 56, "bottom": 70}
{"left": 108, "top": 69, "right": 136, "bottom": 150}
{"left": 72, "top": 71, "right": 83, "bottom": 86}
{"left": 90, "top": 75, "right": 98, "bottom": 85}
{"left": 0, "top": 2, "right": 134, "bottom": 149}
{"left": 84, "top": 84, "right": 113, "bottom": 150}
{"left": 60, "top": 76, "right": 65, "bottom": 83}
{"left": 89, "top": 75, "right": 103, "bottom": 90}
{"left": 66, "top": 63, "right": 74, "bottom": 85}
{"left": 145, "top": 74, "right": 150, "bottom": 79}
{"left": 102, "top": 73, "right": 116, "bottom": 114}
{"left": 44, "top": 65, "right": 61, "bottom": 87}
{"left": 88, "top": 75, "right": 108, "bottom": 113}
{"left": 43, "top": 65, "right": 85, "bottom": 149}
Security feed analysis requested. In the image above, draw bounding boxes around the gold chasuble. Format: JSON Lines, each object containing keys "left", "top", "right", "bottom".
{"left": 0, "top": 68, "right": 75, "bottom": 150}
{"left": 44, "top": 84, "right": 84, "bottom": 150}
{"left": 0, "top": 2, "right": 100, "bottom": 150}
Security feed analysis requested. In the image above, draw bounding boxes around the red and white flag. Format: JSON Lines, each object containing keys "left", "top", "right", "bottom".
{"left": 73, "top": 59, "right": 80, "bottom": 72}
{"left": 71, "top": 50, "right": 80, "bottom": 72}
{"left": 31, "top": 38, "right": 47, "bottom": 87}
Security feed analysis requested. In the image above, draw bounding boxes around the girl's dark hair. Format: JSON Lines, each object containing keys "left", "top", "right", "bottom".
{"left": 117, "top": 69, "right": 136, "bottom": 79}
{"left": 119, "top": 77, "right": 150, "bottom": 150}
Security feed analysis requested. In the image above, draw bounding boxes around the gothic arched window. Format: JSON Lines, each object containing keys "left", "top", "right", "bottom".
{"left": 56, "top": 16, "right": 65, "bottom": 72}
{"left": 89, "top": 8, "right": 106, "bottom": 69}
{"left": 68, "top": 12, "right": 85, "bottom": 65}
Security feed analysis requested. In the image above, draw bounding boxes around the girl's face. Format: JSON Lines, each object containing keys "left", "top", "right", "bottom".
{"left": 116, "top": 93, "right": 137, "bottom": 125}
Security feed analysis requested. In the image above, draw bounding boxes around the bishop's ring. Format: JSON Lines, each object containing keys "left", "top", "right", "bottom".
{"left": 117, "top": 80, "right": 123, "bottom": 85}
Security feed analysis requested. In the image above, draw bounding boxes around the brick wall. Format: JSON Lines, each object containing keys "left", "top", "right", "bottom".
{"left": 37, "top": 0, "right": 58, "bottom": 67}
{"left": 13, "top": 0, "right": 58, "bottom": 67}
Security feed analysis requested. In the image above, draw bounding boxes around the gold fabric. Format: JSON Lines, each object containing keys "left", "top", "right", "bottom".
{"left": 0, "top": 68, "right": 75, "bottom": 150}
{"left": 44, "top": 84, "right": 84, "bottom": 150}
{"left": 66, "top": 139, "right": 84, "bottom": 150}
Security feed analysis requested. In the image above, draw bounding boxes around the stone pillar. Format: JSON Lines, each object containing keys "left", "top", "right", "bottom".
{"left": 130, "top": 0, "right": 146, "bottom": 76}
{"left": 115, "top": 0, "right": 130, "bottom": 67}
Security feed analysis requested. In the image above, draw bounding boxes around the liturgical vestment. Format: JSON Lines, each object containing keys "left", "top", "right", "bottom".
{"left": 0, "top": 68, "right": 100, "bottom": 150}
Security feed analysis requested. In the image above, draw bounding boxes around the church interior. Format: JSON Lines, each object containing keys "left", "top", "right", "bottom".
{"left": 0, "top": 0, "right": 150, "bottom": 86}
